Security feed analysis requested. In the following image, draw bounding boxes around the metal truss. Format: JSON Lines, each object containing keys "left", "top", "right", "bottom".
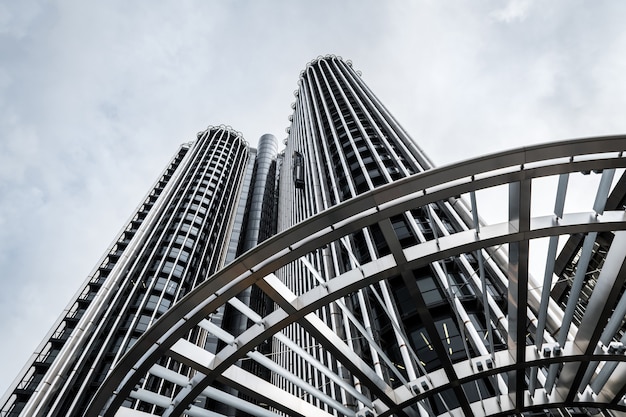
{"left": 87, "top": 135, "right": 626, "bottom": 417}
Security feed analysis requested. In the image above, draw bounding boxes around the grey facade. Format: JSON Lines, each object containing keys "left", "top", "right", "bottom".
{"left": 274, "top": 56, "right": 509, "bottom": 415}
{"left": 3, "top": 56, "right": 626, "bottom": 417}
{"left": 0, "top": 126, "right": 254, "bottom": 416}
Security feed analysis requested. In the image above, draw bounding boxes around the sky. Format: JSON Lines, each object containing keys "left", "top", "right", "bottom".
{"left": 2, "top": 0, "right": 626, "bottom": 395}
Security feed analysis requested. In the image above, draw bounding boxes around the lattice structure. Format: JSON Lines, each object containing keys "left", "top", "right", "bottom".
{"left": 88, "top": 136, "right": 626, "bottom": 417}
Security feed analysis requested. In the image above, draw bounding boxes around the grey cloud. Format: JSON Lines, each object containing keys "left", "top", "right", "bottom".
{"left": 0, "top": 0, "right": 46, "bottom": 39}
{"left": 490, "top": 0, "right": 534, "bottom": 23}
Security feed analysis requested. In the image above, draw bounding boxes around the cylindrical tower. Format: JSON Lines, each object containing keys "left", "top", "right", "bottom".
{"left": 242, "top": 133, "right": 279, "bottom": 251}
{"left": 276, "top": 55, "right": 509, "bottom": 415}
{"left": 0, "top": 126, "right": 251, "bottom": 417}
{"left": 278, "top": 55, "right": 434, "bottom": 231}
{"left": 218, "top": 133, "right": 279, "bottom": 415}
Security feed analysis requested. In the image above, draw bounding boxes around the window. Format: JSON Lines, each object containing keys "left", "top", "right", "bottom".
{"left": 154, "top": 278, "right": 178, "bottom": 296}
{"left": 175, "top": 235, "right": 195, "bottom": 248}
{"left": 161, "top": 261, "right": 174, "bottom": 274}
{"left": 172, "top": 264, "right": 185, "bottom": 278}
{"left": 410, "top": 327, "right": 439, "bottom": 371}
{"left": 180, "top": 223, "right": 199, "bottom": 236}
{"left": 157, "top": 298, "right": 171, "bottom": 314}
{"left": 178, "top": 250, "right": 190, "bottom": 263}
{"left": 446, "top": 261, "right": 475, "bottom": 300}
{"left": 168, "top": 247, "right": 180, "bottom": 259}
{"left": 416, "top": 275, "right": 445, "bottom": 306}
{"left": 390, "top": 276, "right": 416, "bottom": 317}
{"left": 435, "top": 317, "right": 466, "bottom": 362}
{"left": 293, "top": 151, "right": 305, "bottom": 189}
{"left": 135, "top": 315, "right": 151, "bottom": 333}
{"left": 391, "top": 214, "right": 417, "bottom": 246}
{"left": 145, "top": 295, "right": 160, "bottom": 311}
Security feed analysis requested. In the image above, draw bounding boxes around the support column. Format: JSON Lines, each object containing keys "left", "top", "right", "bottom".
{"left": 508, "top": 179, "right": 532, "bottom": 411}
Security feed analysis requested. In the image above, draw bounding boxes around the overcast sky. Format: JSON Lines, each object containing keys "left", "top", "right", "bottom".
{"left": 2, "top": 0, "right": 626, "bottom": 394}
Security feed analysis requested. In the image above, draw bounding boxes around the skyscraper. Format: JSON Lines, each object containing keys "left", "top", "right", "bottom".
{"left": 0, "top": 126, "right": 256, "bottom": 416}
{"left": 3, "top": 55, "right": 626, "bottom": 417}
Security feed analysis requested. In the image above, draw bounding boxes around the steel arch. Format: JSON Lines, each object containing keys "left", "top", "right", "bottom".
{"left": 88, "top": 135, "right": 626, "bottom": 417}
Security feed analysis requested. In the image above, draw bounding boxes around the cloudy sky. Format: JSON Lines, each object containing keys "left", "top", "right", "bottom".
{"left": 2, "top": 0, "right": 626, "bottom": 394}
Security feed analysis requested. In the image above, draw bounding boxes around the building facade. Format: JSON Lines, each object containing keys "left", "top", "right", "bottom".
{"left": 273, "top": 56, "right": 509, "bottom": 416}
{"left": 0, "top": 126, "right": 256, "bottom": 416}
{"left": 3, "top": 56, "right": 626, "bottom": 417}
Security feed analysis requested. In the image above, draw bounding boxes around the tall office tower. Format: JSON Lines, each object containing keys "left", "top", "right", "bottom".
{"left": 4, "top": 55, "right": 626, "bottom": 417}
{"left": 274, "top": 55, "right": 510, "bottom": 416}
{"left": 0, "top": 126, "right": 255, "bottom": 416}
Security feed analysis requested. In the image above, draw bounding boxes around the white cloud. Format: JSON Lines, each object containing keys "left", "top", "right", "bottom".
{"left": 490, "top": 0, "right": 534, "bottom": 23}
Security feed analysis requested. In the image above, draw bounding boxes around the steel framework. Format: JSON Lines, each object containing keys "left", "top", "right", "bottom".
{"left": 88, "top": 136, "right": 626, "bottom": 417}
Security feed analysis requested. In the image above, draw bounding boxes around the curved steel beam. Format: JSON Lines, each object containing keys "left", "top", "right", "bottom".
{"left": 87, "top": 136, "right": 626, "bottom": 417}
{"left": 164, "top": 211, "right": 626, "bottom": 417}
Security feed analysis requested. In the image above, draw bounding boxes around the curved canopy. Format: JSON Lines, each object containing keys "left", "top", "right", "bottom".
{"left": 88, "top": 136, "right": 626, "bottom": 417}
